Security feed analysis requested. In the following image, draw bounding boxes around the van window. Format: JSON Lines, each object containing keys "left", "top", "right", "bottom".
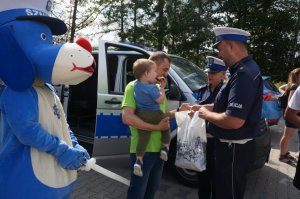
{"left": 123, "top": 55, "right": 148, "bottom": 91}
{"left": 170, "top": 56, "right": 206, "bottom": 92}
{"left": 105, "top": 50, "right": 148, "bottom": 93}
{"left": 107, "top": 54, "right": 119, "bottom": 93}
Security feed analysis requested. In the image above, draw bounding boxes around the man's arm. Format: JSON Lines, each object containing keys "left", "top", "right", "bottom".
{"left": 155, "top": 87, "right": 165, "bottom": 104}
{"left": 191, "top": 104, "right": 214, "bottom": 112}
{"left": 167, "top": 103, "right": 192, "bottom": 119}
{"left": 198, "top": 106, "right": 245, "bottom": 129}
{"left": 122, "top": 106, "right": 169, "bottom": 131}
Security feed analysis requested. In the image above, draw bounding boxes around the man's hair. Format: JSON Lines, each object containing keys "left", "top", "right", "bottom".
{"left": 132, "top": 59, "right": 156, "bottom": 80}
{"left": 149, "top": 51, "right": 171, "bottom": 64}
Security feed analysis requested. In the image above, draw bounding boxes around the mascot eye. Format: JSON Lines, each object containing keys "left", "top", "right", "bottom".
{"left": 41, "top": 33, "right": 47, "bottom": 40}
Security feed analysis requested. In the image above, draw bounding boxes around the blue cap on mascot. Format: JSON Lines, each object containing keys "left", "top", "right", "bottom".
{"left": 0, "top": 0, "right": 67, "bottom": 35}
{"left": 0, "top": 0, "right": 67, "bottom": 91}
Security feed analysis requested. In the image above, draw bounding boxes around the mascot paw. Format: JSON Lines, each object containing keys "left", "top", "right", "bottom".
{"left": 57, "top": 147, "right": 87, "bottom": 170}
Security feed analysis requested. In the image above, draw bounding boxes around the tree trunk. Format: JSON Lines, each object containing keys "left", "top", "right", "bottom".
{"left": 120, "top": 0, "right": 125, "bottom": 42}
{"left": 157, "top": 0, "right": 165, "bottom": 50}
{"left": 70, "top": 0, "right": 79, "bottom": 43}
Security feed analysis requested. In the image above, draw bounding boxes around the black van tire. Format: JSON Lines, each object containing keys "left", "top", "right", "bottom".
{"left": 251, "top": 119, "right": 271, "bottom": 170}
{"left": 168, "top": 137, "right": 199, "bottom": 187}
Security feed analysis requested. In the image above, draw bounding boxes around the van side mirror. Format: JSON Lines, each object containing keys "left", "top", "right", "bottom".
{"left": 166, "top": 84, "right": 186, "bottom": 101}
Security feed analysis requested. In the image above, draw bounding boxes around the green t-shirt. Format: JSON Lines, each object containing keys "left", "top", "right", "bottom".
{"left": 122, "top": 81, "right": 168, "bottom": 153}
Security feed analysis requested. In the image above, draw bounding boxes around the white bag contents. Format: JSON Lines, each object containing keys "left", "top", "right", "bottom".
{"left": 175, "top": 111, "right": 207, "bottom": 172}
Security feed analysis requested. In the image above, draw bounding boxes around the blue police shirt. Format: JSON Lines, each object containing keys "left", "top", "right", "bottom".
{"left": 207, "top": 56, "right": 263, "bottom": 140}
{"left": 197, "top": 81, "right": 224, "bottom": 105}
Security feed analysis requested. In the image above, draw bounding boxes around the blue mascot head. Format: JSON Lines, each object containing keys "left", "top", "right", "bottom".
{"left": 0, "top": 0, "right": 95, "bottom": 90}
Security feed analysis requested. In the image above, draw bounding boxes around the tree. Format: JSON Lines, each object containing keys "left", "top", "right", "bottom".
{"left": 215, "top": 0, "right": 300, "bottom": 81}
{"left": 51, "top": 0, "right": 300, "bottom": 81}
{"left": 164, "top": 0, "right": 216, "bottom": 66}
{"left": 52, "top": 0, "right": 105, "bottom": 42}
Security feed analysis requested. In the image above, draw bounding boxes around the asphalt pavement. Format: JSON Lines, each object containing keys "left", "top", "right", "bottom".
{"left": 71, "top": 119, "right": 300, "bottom": 199}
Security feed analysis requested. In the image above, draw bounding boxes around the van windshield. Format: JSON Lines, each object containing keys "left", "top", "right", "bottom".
{"left": 170, "top": 56, "right": 207, "bottom": 92}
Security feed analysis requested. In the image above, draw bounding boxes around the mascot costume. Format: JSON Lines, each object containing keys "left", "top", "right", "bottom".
{"left": 0, "top": 1, "right": 96, "bottom": 198}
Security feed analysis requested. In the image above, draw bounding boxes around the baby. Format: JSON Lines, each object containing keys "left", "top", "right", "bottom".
{"left": 132, "top": 58, "right": 170, "bottom": 176}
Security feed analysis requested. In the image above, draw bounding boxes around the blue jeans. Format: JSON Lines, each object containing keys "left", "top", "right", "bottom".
{"left": 126, "top": 152, "right": 164, "bottom": 199}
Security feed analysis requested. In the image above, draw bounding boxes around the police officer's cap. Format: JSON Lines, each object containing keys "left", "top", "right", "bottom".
{"left": 205, "top": 56, "right": 226, "bottom": 73}
{"left": 212, "top": 27, "right": 251, "bottom": 48}
{"left": 0, "top": 0, "right": 67, "bottom": 35}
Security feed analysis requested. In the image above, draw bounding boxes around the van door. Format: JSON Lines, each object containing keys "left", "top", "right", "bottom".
{"left": 93, "top": 40, "right": 150, "bottom": 156}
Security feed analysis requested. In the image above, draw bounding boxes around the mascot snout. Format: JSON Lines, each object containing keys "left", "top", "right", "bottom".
{"left": 51, "top": 38, "right": 96, "bottom": 85}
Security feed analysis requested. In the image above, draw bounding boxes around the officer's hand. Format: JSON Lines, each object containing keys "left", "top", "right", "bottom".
{"left": 191, "top": 105, "right": 201, "bottom": 111}
{"left": 202, "top": 104, "right": 214, "bottom": 111}
{"left": 57, "top": 147, "right": 87, "bottom": 170}
{"left": 179, "top": 103, "right": 191, "bottom": 111}
{"left": 188, "top": 110, "right": 196, "bottom": 117}
{"left": 198, "top": 106, "right": 210, "bottom": 120}
{"left": 158, "top": 117, "right": 169, "bottom": 131}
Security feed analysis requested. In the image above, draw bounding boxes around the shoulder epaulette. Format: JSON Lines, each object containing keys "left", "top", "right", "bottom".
{"left": 198, "top": 84, "right": 208, "bottom": 90}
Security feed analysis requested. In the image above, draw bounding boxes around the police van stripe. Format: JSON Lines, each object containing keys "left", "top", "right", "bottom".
{"left": 96, "top": 113, "right": 130, "bottom": 138}
{"left": 95, "top": 113, "right": 177, "bottom": 138}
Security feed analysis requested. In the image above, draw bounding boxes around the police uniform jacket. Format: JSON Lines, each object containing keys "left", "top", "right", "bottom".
{"left": 197, "top": 81, "right": 224, "bottom": 105}
{"left": 207, "top": 56, "right": 263, "bottom": 140}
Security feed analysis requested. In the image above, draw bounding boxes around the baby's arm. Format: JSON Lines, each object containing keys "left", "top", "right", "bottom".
{"left": 155, "top": 86, "right": 165, "bottom": 104}
{"left": 155, "top": 77, "right": 166, "bottom": 104}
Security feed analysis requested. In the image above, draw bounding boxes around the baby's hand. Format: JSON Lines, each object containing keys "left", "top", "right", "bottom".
{"left": 157, "top": 77, "right": 166, "bottom": 88}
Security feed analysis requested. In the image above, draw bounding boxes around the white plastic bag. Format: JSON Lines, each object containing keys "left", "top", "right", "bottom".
{"left": 175, "top": 111, "right": 207, "bottom": 172}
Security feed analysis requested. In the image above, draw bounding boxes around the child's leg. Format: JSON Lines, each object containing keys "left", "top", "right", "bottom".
{"left": 134, "top": 110, "right": 155, "bottom": 176}
{"left": 136, "top": 129, "right": 151, "bottom": 159}
{"left": 134, "top": 129, "right": 151, "bottom": 176}
{"left": 135, "top": 109, "right": 170, "bottom": 161}
{"left": 155, "top": 111, "right": 170, "bottom": 161}
{"left": 160, "top": 129, "right": 170, "bottom": 161}
{"left": 135, "top": 110, "right": 154, "bottom": 160}
{"left": 161, "top": 129, "right": 170, "bottom": 147}
{"left": 157, "top": 111, "right": 170, "bottom": 146}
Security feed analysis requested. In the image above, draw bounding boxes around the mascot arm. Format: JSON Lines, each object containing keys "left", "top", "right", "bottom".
{"left": 68, "top": 127, "right": 79, "bottom": 147}
{"left": 48, "top": 83, "right": 90, "bottom": 160}
{"left": 68, "top": 128, "right": 90, "bottom": 160}
{"left": 2, "top": 88, "right": 87, "bottom": 169}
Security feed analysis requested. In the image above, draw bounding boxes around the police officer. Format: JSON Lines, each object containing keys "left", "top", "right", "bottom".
{"left": 196, "top": 56, "right": 226, "bottom": 199}
{"left": 197, "top": 27, "right": 263, "bottom": 199}
{"left": 197, "top": 56, "right": 227, "bottom": 105}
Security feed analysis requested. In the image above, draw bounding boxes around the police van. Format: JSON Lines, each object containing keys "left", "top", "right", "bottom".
{"left": 57, "top": 39, "right": 271, "bottom": 187}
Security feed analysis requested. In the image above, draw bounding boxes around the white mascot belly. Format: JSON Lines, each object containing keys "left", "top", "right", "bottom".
{"left": 31, "top": 87, "right": 76, "bottom": 188}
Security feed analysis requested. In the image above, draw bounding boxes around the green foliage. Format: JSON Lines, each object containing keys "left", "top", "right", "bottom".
{"left": 52, "top": 0, "right": 300, "bottom": 82}
{"left": 274, "top": 81, "right": 286, "bottom": 89}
